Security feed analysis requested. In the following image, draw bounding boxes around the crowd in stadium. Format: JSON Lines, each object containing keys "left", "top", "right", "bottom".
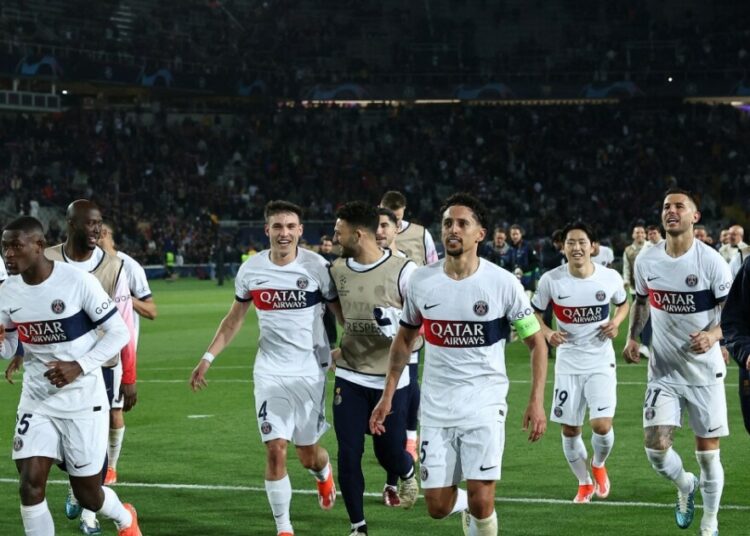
{"left": 2, "top": 103, "right": 749, "bottom": 265}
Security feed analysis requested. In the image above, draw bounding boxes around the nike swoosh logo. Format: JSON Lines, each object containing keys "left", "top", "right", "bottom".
{"left": 424, "top": 303, "right": 440, "bottom": 310}
{"left": 9, "top": 307, "right": 22, "bottom": 314}
{"left": 557, "top": 296, "right": 570, "bottom": 300}
{"left": 479, "top": 464, "right": 497, "bottom": 471}
{"left": 596, "top": 406, "right": 610, "bottom": 412}
{"left": 254, "top": 280, "right": 269, "bottom": 286}
{"left": 73, "top": 462, "right": 91, "bottom": 469}
{"left": 707, "top": 426, "right": 722, "bottom": 433}
{"left": 647, "top": 276, "right": 660, "bottom": 281}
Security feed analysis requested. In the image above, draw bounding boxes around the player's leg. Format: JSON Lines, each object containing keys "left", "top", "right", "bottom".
{"left": 459, "top": 421, "right": 504, "bottom": 536}
{"left": 740, "top": 367, "right": 750, "bottom": 435}
{"left": 292, "top": 375, "right": 335, "bottom": 511}
{"left": 371, "top": 385, "right": 417, "bottom": 508}
{"left": 16, "top": 457, "right": 56, "bottom": 535}
{"left": 107, "top": 362, "right": 126, "bottom": 485}
{"left": 420, "top": 425, "right": 467, "bottom": 525}
{"left": 405, "top": 362, "right": 420, "bottom": 461}
{"left": 687, "top": 383, "right": 729, "bottom": 536}
{"left": 332, "top": 377, "right": 370, "bottom": 534}
{"left": 64, "top": 413, "right": 140, "bottom": 536}
{"left": 255, "top": 377, "right": 297, "bottom": 536}
{"left": 551, "top": 375, "right": 592, "bottom": 501}
{"left": 586, "top": 370, "right": 617, "bottom": 499}
{"left": 642, "top": 383, "right": 697, "bottom": 529}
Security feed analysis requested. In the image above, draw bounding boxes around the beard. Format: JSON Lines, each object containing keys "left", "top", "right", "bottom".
{"left": 445, "top": 245, "right": 464, "bottom": 257}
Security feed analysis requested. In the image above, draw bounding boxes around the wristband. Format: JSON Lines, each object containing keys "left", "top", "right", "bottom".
{"left": 202, "top": 352, "right": 215, "bottom": 364}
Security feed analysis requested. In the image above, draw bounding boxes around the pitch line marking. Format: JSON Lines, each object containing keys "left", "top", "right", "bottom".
{"left": 0, "top": 478, "right": 747, "bottom": 511}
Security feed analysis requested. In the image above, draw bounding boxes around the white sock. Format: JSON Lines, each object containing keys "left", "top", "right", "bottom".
{"left": 406, "top": 430, "right": 418, "bottom": 441}
{"left": 591, "top": 429, "right": 614, "bottom": 467}
{"left": 265, "top": 475, "right": 293, "bottom": 533}
{"left": 20, "top": 499, "right": 54, "bottom": 535}
{"left": 108, "top": 426, "right": 125, "bottom": 470}
{"left": 469, "top": 510, "right": 498, "bottom": 536}
{"left": 308, "top": 456, "right": 330, "bottom": 482}
{"left": 80, "top": 508, "right": 97, "bottom": 524}
{"left": 562, "top": 434, "right": 591, "bottom": 484}
{"left": 696, "top": 449, "right": 723, "bottom": 532}
{"left": 645, "top": 447, "right": 694, "bottom": 494}
{"left": 449, "top": 487, "right": 468, "bottom": 515}
{"left": 97, "top": 486, "right": 132, "bottom": 529}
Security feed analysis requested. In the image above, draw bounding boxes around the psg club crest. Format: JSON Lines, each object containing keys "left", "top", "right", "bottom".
{"left": 645, "top": 407, "right": 656, "bottom": 421}
{"left": 13, "top": 436, "right": 23, "bottom": 452}
{"left": 685, "top": 274, "right": 698, "bottom": 287}
{"left": 51, "top": 299, "right": 66, "bottom": 314}
{"left": 473, "top": 301, "right": 489, "bottom": 316}
{"left": 596, "top": 291, "right": 606, "bottom": 302}
{"left": 420, "top": 466, "right": 429, "bottom": 481}
{"left": 260, "top": 421, "right": 272, "bottom": 435}
{"left": 296, "top": 277, "right": 309, "bottom": 290}
{"left": 553, "top": 407, "right": 563, "bottom": 418}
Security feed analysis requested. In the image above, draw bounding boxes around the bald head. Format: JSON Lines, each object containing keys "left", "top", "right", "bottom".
{"left": 66, "top": 199, "right": 103, "bottom": 252}
{"left": 728, "top": 225, "right": 745, "bottom": 246}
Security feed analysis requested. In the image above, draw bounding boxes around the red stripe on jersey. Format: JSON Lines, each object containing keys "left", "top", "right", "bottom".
{"left": 250, "top": 289, "right": 321, "bottom": 311}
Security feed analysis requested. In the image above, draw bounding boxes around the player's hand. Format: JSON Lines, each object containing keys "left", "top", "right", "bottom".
{"left": 120, "top": 383, "right": 137, "bottom": 411}
{"left": 598, "top": 321, "right": 619, "bottom": 340}
{"left": 4, "top": 355, "right": 23, "bottom": 384}
{"left": 522, "top": 401, "right": 546, "bottom": 442}
{"left": 369, "top": 397, "right": 393, "bottom": 436}
{"left": 623, "top": 339, "right": 641, "bottom": 364}
{"left": 44, "top": 361, "right": 83, "bottom": 388}
{"left": 689, "top": 331, "right": 715, "bottom": 354}
{"left": 0, "top": 324, "right": 4, "bottom": 343}
{"left": 546, "top": 330, "right": 567, "bottom": 347}
{"left": 190, "top": 359, "right": 211, "bottom": 391}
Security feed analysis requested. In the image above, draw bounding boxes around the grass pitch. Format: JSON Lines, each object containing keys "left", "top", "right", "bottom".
{"left": 0, "top": 278, "right": 748, "bottom": 535}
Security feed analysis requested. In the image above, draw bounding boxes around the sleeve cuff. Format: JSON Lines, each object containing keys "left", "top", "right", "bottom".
{"left": 399, "top": 319, "right": 421, "bottom": 329}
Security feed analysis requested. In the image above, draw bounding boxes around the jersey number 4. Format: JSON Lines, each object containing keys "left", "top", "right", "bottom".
{"left": 258, "top": 401, "right": 268, "bottom": 420}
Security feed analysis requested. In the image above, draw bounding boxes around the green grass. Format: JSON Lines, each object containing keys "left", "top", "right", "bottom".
{"left": 1, "top": 278, "right": 748, "bottom": 535}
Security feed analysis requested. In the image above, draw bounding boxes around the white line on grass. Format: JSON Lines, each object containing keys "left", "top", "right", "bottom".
{"left": 0, "top": 478, "right": 747, "bottom": 511}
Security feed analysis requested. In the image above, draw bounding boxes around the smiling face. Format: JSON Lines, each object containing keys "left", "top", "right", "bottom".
{"left": 375, "top": 214, "right": 397, "bottom": 249}
{"left": 441, "top": 205, "right": 486, "bottom": 257}
{"left": 632, "top": 226, "right": 646, "bottom": 245}
{"left": 265, "top": 211, "right": 303, "bottom": 257}
{"left": 70, "top": 207, "right": 103, "bottom": 251}
{"left": 661, "top": 193, "right": 700, "bottom": 237}
{"left": 564, "top": 229, "right": 592, "bottom": 269}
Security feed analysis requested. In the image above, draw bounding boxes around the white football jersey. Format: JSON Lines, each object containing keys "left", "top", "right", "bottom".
{"left": 0, "top": 256, "right": 7, "bottom": 282}
{"left": 532, "top": 264, "right": 627, "bottom": 374}
{"left": 235, "top": 248, "right": 336, "bottom": 378}
{"left": 0, "top": 263, "right": 121, "bottom": 417}
{"left": 635, "top": 240, "right": 732, "bottom": 386}
{"left": 591, "top": 246, "right": 615, "bottom": 267}
{"left": 117, "top": 250, "right": 152, "bottom": 346}
{"left": 401, "top": 259, "right": 536, "bottom": 427}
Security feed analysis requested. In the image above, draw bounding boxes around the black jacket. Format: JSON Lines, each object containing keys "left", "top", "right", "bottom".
{"left": 722, "top": 257, "right": 750, "bottom": 368}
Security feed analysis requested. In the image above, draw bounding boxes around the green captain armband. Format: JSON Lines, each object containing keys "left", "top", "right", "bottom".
{"left": 513, "top": 313, "right": 540, "bottom": 340}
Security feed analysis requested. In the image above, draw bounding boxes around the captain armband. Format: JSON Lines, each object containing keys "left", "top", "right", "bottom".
{"left": 513, "top": 314, "right": 541, "bottom": 340}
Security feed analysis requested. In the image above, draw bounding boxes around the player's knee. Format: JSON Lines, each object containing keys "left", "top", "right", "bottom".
{"left": 424, "top": 496, "right": 452, "bottom": 519}
{"left": 18, "top": 479, "right": 45, "bottom": 505}
{"left": 265, "top": 441, "right": 288, "bottom": 468}
{"left": 76, "top": 488, "right": 104, "bottom": 511}
{"left": 295, "top": 445, "right": 319, "bottom": 470}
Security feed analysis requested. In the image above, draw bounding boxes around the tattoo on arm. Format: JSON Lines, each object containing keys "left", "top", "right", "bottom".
{"left": 628, "top": 296, "right": 650, "bottom": 340}
{"left": 644, "top": 425, "right": 675, "bottom": 450}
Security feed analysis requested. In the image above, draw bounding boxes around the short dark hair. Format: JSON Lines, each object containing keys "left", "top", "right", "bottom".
{"left": 493, "top": 227, "right": 506, "bottom": 235}
{"left": 336, "top": 201, "right": 379, "bottom": 234}
{"left": 264, "top": 200, "right": 303, "bottom": 222}
{"left": 439, "top": 193, "right": 488, "bottom": 228}
{"left": 562, "top": 221, "right": 597, "bottom": 243}
{"left": 509, "top": 223, "right": 524, "bottom": 235}
{"left": 4, "top": 216, "right": 45, "bottom": 236}
{"left": 663, "top": 187, "right": 700, "bottom": 211}
{"left": 320, "top": 234, "right": 333, "bottom": 244}
{"left": 380, "top": 191, "right": 407, "bottom": 211}
{"left": 646, "top": 224, "right": 660, "bottom": 232}
{"left": 694, "top": 224, "right": 706, "bottom": 231}
{"left": 377, "top": 207, "right": 398, "bottom": 226}
{"left": 551, "top": 229, "right": 563, "bottom": 243}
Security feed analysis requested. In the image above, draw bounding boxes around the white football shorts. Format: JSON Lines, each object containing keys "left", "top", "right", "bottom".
{"left": 12, "top": 409, "right": 108, "bottom": 477}
{"left": 254, "top": 374, "right": 329, "bottom": 446}
{"left": 419, "top": 420, "right": 505, "bottom": 489}
{"left": 642, "top": 379, "right": 728, "bottom": 437}
{"left": 550, "top": 369, "right": 617, "bottom": 426}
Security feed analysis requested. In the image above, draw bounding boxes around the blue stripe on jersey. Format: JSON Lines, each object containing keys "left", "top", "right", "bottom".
{"left": 16, "top": 309, "right": 99, "bottom": 345}
{"left": 648, "top": 288, "right": 717, "bottom": 314}
{"left": 424, "top": 317, "right": 510, "bottom": 348}
{"left": 92, "top": 308, "right": 117, "bottom": 326}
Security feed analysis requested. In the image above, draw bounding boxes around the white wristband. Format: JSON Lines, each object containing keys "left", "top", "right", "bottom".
{"left": 202, "top": 352, "right": 215, "bottom": 364}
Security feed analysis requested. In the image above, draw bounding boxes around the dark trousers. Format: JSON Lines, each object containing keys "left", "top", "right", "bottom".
{"left": 740, "top": 368, "right": 750, "bottom": 435}
{"left": 386, "top": 363, "right": 420, "bottom": 486}
{"left": 333, "top": 376, "right": 413, "bottom": 524}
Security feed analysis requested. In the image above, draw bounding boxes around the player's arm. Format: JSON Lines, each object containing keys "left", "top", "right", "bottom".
{"left": 690, "top": 303, "right": 725, "bottom": 354}
{"left": 113, "top": 274, "right": 139, "bottom": 410}
{"left": 424, "top": 229, "right": 439, "bottom": 264}
{"left": 533, "top": 311, "right": 566, "bottom": 347}
{"left": 327, "top": 299, "right": 344, "bottom": 326}
{"left": 598, "top": 299, "right": 629, "bottom": 340}
{"left": 622, "top": 252, "right": 632, "bottom": 292}
{"left": 190, "top": 299, "right": 252, "bottom": 391}
{"left": 132, "top": 296, "right": 157, "bottom": 320}
{"left": 624, "top": 294, "right": 649, "bottom": 363}
{"left": 369, "top": 323, "right": 421, "bottom": 435}
{"left": 723, "top": 260, "right": 750, "bottom": 369}
{"left": 530, "top": 275, "right": 565, "bottom": 346}
{"left": 0, "top": 324, "right": 19, "bottom": 359}
{"left": 517, "top": 314, "right": 548, "bottom": 442}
